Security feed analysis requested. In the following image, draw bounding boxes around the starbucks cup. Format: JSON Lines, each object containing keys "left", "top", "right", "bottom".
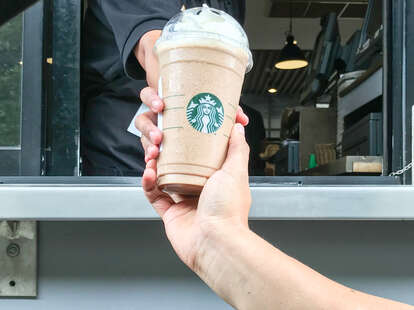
{"left": 154, "top": 4, "right": 253, "bottom": 195}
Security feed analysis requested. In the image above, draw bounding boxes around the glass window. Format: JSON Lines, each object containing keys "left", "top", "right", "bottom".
{"left": 0, "top": 13, "right": 23, "bottom": 147}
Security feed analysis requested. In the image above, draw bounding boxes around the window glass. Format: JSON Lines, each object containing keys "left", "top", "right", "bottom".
{"left": 0, "top": 14, "right": 23, "bottom": 147}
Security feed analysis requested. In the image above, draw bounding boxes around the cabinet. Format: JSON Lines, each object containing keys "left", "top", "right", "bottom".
{"left": 281, "top": 107, "right": 337, "bottom": 171}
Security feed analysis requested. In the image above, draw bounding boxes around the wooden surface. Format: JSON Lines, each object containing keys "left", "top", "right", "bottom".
{"left": 302, "top": 156, "right": 383, "bottom": 176}
{"left": 353, "top": 161, "right": 382, "bottom": 173}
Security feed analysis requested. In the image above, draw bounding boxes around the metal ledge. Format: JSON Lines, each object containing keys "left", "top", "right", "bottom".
{"left": 1, "top": 184, "right": 413, "bottom": 221}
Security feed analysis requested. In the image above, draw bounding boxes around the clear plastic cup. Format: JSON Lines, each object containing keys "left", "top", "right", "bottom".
{"left": 154, "top": 4, "right": 253, "bottom": 195}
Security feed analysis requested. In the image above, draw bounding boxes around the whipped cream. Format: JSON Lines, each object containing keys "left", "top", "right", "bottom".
{"left": 173, "top": 4, "right": 247, "bottom": 47}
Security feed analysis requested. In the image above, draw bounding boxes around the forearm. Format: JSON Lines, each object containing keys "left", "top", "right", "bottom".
{"left": 194, "top": 225, "right": 413, "bottom": 310}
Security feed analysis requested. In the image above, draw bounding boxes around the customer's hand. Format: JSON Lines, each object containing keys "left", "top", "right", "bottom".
{"left": 142, "top": 123, "right": 251, "bottom": 269}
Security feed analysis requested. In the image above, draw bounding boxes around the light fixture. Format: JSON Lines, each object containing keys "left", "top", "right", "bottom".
{"left": 268, "top": 88, "right": 278, "bottom": 94}
{"left": 275, "top": 0, "right": 308, "bottom": 70}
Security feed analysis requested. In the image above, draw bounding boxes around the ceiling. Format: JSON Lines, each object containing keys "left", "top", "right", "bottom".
{"left": 268, "top": 0, "right": 368, "bottom": 18}
{"left": 242, "top": 0, "right": 368, "bottom": 95}
{"left": 243, "top": 0, "right": 367, "bottom": 95}
{"left": 243, "top": 49, "right": 312, "bottom": 96}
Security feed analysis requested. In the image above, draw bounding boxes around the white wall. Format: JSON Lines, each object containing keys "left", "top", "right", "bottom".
{"left": 245, "top": 0, "right": 364, "bottom": 50}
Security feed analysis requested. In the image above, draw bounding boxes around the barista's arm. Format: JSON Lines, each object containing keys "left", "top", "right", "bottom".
{"left": 94, "top": 0, "right": 182, "bottom": 81}
{"left": 88, "top": 0, "right": 181, "bottom": 161}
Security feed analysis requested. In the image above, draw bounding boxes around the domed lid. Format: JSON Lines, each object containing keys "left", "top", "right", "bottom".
{"left": 155, "top": 4, "right": 253, "bottom": 72}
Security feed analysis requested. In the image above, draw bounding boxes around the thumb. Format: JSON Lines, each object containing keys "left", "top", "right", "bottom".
{"left": 221, "top": 123, "right": 250, "bottom": 178}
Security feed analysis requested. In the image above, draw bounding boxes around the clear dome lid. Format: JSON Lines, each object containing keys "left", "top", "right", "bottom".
{"left": 155, "top": 4, "right": 253, "bottom": 72}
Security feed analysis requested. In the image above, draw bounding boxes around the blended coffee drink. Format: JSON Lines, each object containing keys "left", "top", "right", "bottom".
{"left": 154, "top": 4, "right": 253, "bottom": 195}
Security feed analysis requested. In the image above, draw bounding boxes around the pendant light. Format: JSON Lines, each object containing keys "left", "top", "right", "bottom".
{"left": 275, "top": 0, "right": 308, "bottom": 70}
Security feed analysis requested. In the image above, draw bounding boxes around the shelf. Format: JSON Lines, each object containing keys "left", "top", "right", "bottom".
{"left": 303, "top": 156, "right": 383, "bottom": 176}
{"left": 0, "top": 177, "right": 413, "bottom": 221}
{"left": 338, "top": 66, "right": 382, "bottom": 118}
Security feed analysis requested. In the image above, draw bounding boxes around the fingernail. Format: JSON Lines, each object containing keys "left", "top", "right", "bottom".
{"left": 235, "top": 123, "right": 245, "bottom": 135}
{"left": 152, "top": 100, "right": 162, "bottom": 111}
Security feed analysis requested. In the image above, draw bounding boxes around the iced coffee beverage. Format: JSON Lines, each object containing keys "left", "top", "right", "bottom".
{"left": 154, "top": 4, "right": 253, "bottom": 195}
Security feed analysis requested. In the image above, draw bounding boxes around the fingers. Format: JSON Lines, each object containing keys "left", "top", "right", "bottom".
{"left": 221, "top": 123, "right": 250, "bottom": 180}
{"left": 142, "top": 159, "right": 158, "bottom": 193}
{"left": 135, "top": 111, "right": 162, "bottom": 160}
{"left": 141, "top": 135, "right": 159, "bottom": 163}
{"left": 135, "top": 111, "right": 159, "bottom": 141}
{"left": 135, "top": 112, "right": 162, "bottom": 151}
{"left": 142, "top": 159, "right": 174, "bottom": 218}
{"left": 236, "top": 106, "right": 249, "bottom": 126}
{"left": 137, "top": 87, "right": 164, "bottom": 161}
{"left": 140, "top": 87, "right": 164, "bottom": 113}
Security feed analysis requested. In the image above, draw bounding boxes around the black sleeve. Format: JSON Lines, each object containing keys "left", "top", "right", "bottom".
{"left": 257, "top": 110, "right": 266, "bottom": 141}
{"left": 97, "top": 0, "right": 182, "bottom": 79}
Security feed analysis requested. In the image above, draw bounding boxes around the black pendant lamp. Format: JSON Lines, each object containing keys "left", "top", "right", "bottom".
{"left": 275, "top": 1, "right": 308, "bottom": 70}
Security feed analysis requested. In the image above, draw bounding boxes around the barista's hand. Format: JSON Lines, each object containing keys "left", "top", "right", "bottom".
{"left": 136, "top": 87, "right": 249, "bottom": 162}
{"left": 134, "top": 30, "right": 162, "bottom": 163}
{"left": 134, "top": 29, "right": 249, "bottom": 163}
{"left": 142, "top": 123, "right": 251, "bottom": 269}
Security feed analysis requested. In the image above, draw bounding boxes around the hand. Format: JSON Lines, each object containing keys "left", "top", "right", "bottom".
{"left": 134, "top": 30, "right": 163, "bottom": 163}
{"left": 142, "top": 123, "right": 251, "bottom": 269}
{"left": 134, "top": 29, "right": 249, "bottom": 163}
{"left": 136, "top": 86, "right": 249, "bottom": 163}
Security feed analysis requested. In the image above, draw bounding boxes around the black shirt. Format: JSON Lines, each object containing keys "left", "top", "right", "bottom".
{"left": 81, "top": 0, "right": 245, "bottom": 176}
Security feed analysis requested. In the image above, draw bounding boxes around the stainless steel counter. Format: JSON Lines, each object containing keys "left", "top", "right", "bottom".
{"left": 1, "top": 183, "right": 412, "bottom": 220}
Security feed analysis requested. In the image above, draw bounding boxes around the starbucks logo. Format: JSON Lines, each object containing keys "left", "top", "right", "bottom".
{"left": 186, "top": 93, "right": 224, "bottom": 134}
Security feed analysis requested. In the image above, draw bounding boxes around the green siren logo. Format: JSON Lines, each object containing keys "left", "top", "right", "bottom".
{"left": 186, "top": 93, "right": 224, "bottom": 134}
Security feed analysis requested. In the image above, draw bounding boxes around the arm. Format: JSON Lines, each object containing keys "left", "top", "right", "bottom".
{"left": 195, "top": 225, "right": 412, "bottom": 310}
{"left": 95, "top": 0, "right": 182, "bottom": 80}
{"left": 89, "top": 0, "right": 181, "bottom": 161}
{"left": 142, "top": 124, "right": 414, "bottom": 310}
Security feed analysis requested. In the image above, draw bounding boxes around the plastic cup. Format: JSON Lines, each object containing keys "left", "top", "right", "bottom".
{"left": 154, "top": 4, "right": 253, "bottom": 195}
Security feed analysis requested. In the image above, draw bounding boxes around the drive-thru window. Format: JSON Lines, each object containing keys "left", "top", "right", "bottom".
{"left": 0, "top": 0, "right": 414, "bottom": 306}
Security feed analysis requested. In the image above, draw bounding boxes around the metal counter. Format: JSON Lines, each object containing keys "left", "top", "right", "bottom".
{"left": 0, "top": 176, "right": 411, "bottom": 221}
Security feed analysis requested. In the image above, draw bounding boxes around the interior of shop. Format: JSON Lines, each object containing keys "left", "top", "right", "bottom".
{"left": 241, "top": 0, "right": 383, "bottom": 177}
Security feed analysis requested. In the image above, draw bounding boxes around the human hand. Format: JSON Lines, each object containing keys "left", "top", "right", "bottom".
{"left": 142, "top": 123, "right": 251, "bottom": 269}
{"left": 134, "top": 31, "right": 249, "bottom": 163}
{"left": 136, "top": 86, "right": 250, "bottom": 163}
{"left": 134, "top": 30, "right": 163, "bottom": 163}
